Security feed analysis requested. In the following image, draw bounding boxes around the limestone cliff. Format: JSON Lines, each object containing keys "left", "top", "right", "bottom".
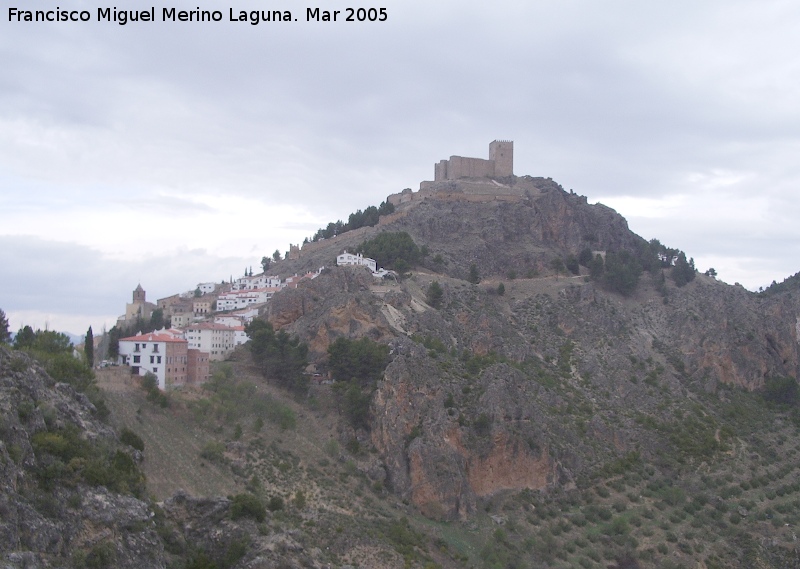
{"left": 262, "top": 178, "right": 800, "bottom": 521}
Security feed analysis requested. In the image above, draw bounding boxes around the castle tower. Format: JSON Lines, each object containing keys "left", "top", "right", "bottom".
{"left": 133, "top": 284, "right": 146, "bottom": 303}
{"left": 489, "top": 140, "right": 513, "bottom": 177}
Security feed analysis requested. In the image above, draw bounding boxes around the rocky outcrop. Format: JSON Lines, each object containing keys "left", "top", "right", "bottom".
{"left": 371, "top": 347, "right": 572, "bottom": 520}
{"left": 267, "top": 267, "right": 396, "bottom": 358}
{"left": 0, "top": 347, "right": 165, "bottom": 568}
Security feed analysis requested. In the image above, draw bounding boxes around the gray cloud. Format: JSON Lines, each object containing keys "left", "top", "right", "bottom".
{"left": 2, "top": 0, "right": 800, "bottom": 327}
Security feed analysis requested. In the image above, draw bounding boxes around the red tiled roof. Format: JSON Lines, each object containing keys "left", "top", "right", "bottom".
{"left": 120, "top": 332, "right": 187, "bottom": 343}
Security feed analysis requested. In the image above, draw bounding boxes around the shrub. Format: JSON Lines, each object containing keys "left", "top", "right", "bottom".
{"left": 267, "top": 496, "right": 284, "bottom": 512}
{"left": 328, "top": 337, "right": 390, "bottom": 386}
{"left": 246, "top": 320, "right": 309, "bottom": 394}
{"left": 357, "top": 231, "right": 421, "bottom": 271}
{"left": 426, "top": 281, "right": 444, "bottom": 308}
{"left": 119, "top": 428, "right": 144, "bottom": 452}
{"left": 200, "top": 441, "right": 226, "bottom": 464}
{"left": 230, "top": 493, "right": 266, "bottom": 522}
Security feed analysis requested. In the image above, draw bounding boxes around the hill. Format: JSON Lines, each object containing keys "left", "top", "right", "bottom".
{"left": 4, "top": 175, "right": 800, "bottom": 568}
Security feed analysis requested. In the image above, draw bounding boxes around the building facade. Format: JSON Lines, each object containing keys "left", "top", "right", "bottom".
{"left": 337, "top": 251, "right": 377, "bottom": 273}
{"left": 118, "top": 331, "right": 190, "bottom": 390}
{"left": 434, "top": 140, "right": 513, "bottom": 181}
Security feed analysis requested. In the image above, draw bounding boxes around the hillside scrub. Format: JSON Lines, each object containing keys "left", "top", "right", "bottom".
{"left": 327, "top": 336, "right": 390, "bottom": 386}
{"left": 356, "top": 231, "right": 421, "bottom": 272}
{"left": 307, "top": 199, "right": 395, "bottom": 243}
{"left": 12, "top": 327, "right": 109, "bottom": 419}
{"left": 246, "top": 320, "right": 309, "bottom": 394}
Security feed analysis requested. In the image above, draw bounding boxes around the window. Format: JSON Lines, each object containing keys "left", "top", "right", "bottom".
{"left": 153, "top": 367, "right": 158, "bottom": 373}
{"left": 150, "top": 356, "right": 155, "bottom": 364}
{"left": 153, "top": 344, "right": 159, "bottom": 353}
{"left": 133, "top": 355, "right": 140, "bottom": 363}
{"left": 157, "top": 356, "right": 162, "bottom": 364}
{"left": 134, "top": 343, "right": 140, "bottom": 352}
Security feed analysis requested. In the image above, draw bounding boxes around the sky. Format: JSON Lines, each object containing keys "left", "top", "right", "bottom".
{"left": 2, "top": 0, "right": 800, "bottom": 335}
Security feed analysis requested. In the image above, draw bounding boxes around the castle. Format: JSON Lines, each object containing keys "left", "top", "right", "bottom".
{"left": 433, "top": 140, "right": 513, "bottom": 181}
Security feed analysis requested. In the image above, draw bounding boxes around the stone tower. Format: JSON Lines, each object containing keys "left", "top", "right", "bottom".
{"left": 133, "top": 284, "right": 146, "bottom": 303}
{"left": 489, "top": 140, "right": 513, "bottom": 177}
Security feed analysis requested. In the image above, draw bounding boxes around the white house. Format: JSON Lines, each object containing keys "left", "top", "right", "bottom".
{"left": 118, "top": 330, "right": 189, "bottom": 390}
{"left": 214, "top": 314, "right": 245, "bottom": 328}
{"left": 337, "top": 251, "right": 377, "bottom": 273}
{"left": 182, "top": 322, "right": 246, "bottom": 361}
{"left": 215, "top": 287, "right": 279, "bottom": 311}
{"left": 197, "top": 282, "right": 217, "bottom": 295}
{"left": 284, "top": 269, "right": 323, "bottom": 289}
{"left": 231, "top": 274, "right": 283, "bottom": 291}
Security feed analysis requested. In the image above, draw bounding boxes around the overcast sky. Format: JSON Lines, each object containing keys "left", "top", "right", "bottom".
{"left": 2, "top": 0, "right": 800, "bottom": 335}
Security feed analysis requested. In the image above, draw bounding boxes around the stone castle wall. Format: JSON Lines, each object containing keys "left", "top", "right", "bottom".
{"left": 489, "top": 140, "right": 513, "bottom": 177}
{"left": 433, "top": 140, "right": 513, "bottom": 181}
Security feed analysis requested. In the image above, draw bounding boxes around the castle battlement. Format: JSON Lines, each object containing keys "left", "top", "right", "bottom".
{"left": 433, "top": 140, "right": 513, "bottom": 182}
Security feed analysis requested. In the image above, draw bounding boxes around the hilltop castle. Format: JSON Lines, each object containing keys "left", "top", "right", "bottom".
{"left": 433, "top": 140, "right": 513, "bottom": 181}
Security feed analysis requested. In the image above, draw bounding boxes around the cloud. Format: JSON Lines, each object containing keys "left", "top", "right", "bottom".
{"left": 2, "top": 0, "right": 800, "bottom": 331}
{"left": 0, "top": 235, "right": 256, "bottom": 332}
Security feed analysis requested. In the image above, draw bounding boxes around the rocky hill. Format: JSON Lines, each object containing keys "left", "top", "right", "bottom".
{"left": 4, "top": 175, "right": 800, "bottom": 568}
{"left": 263, "top": 177, "right": 800, "bottom": 566}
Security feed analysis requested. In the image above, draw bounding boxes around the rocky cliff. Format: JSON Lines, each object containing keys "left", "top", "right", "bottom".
{"left": 264, "top": 178, "right": 800, "bottom": 524}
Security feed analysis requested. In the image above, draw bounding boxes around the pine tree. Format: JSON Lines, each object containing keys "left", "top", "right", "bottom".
{"left": 426, "top": 281, "right": 444, "bottom": 308}
{"left": 0, "top": 309, "right": 10, "bottom": 344}
{"left": 85, "top": 326, "right": 95, "bottom": 367}
{"left": 468, "top": 264, "right": 481, "bottom": 284}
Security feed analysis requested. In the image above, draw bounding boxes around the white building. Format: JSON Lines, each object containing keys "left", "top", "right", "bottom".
{"left": 118, "top": 330, "right": 189, "bottom": 390}
{"left": 214, "top": 315, "right": 245, "bottom": 328}
{"left": 197, "top": 282, "right": 217, "bottom": 295}
{"left": 231, "top": 274, "right": 283, "bottom": 291}
{"left": 337, "top": 251, "right": 377, "bottom": 273}
{"left": 284, "top": 269, "right": 323, "bottom": 288}
{"left": 182, "top": 322, "right": 246, "bottom": 361}
{"left": 215, "top": 287, "right": 279, "bottom": 311}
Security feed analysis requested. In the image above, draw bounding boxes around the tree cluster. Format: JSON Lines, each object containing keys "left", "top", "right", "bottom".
{"left": 328, "top": 336, "right": 391, "bottom": 430}
{"left": 308, "top": 200, "right": 395, "bottom": 243}
{"left": 759, "top": 271, "right": 800, "bottom": 296}
{"left": 426, "top": 281, "right": 444, "bottom": 308}
{"left": 671, "top": 252, "right": 696, "bottom": 287}
{"left": 356, "top": 231, "right": 421, "bottom": 272}
{"left": 327, "top": 336, "right": 390, "bottom": 386}
{"left": 574, "top": 238, "right": 695, "bottom": 296}
{"left": 245, "top": 320, "right": 309, "bottom": 395}
{"left": 12, "top": 325, "right": 108, "bottom": 419}
{"left": 0, "top": 308, "right": 10, "bottom": 344}
{"left": 585, "top": 250, "right": 643, "bottom": 296}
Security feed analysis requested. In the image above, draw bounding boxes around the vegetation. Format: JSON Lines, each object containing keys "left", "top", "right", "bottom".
{"left": 84, "top": 326, "right": 94, "bottom": 367}
{"left": 31, "top": 426, "right": 146, "bottom": 497}
{"left": 760, "top": 270, "right": 800, "bottom": 296}
{"left": 141, "top": 373, "right": 170, "bottom": 407}
{"left": 119, "top": 428, "right": 145, "bottom": 452}
{"left": 468, "top": 263, "right": 480, "bottom": 284}
{"left": 356, "top": 231, "right": 421, "bottom": 272}
{"left": 0, "top": 308, "right": 10, "bottom": 343}
{"left": 245, "top": 320, "right": 309, "bottom": 395}
{"left": 109, "top": 307, "right": 172, "bottom": 346}
{"left": 230, "top": 493, "right": 266, "bottom": 522}
{"left": 426, "top": 281, "right": 444, "bottom": 308}
{"left": 671, "top": 252, "right": 696, "bottom": 287}
{"left": 762, "top": 376, "right": 799, "bottom": 408}
{"left": 327, "top": 337, "right": 390, "bottom": 386}
{"left": 12, "top": 326, "right": 109, "bottom": 420}
{"left": 591, "top": 250, "right": 643, "bottom": 296}
{"left": 308, "top": 199, "right": 395, "bottom": 243}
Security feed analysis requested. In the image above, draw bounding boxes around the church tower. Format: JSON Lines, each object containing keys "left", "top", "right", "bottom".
{"left": 133, "top": 284, "right": 146, "bottom": 303}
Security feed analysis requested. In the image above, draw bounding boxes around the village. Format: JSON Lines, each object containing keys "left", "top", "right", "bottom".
{"left": 114, "top": 250, "right": 386, "bottom": 390}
